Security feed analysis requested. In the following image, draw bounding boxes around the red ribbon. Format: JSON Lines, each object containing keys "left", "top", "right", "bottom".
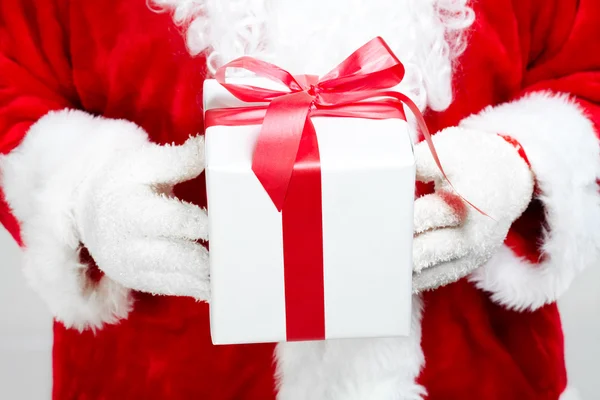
{"left": 212, "top": 37, "right": 448, "bottom": 211}
{"left": 206, "top": 37, "right": 477, "bottom": 341}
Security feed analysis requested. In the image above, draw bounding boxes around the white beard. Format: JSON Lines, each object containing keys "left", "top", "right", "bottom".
{"left": 153, "top": 0, "right": 474, "bottom": 112}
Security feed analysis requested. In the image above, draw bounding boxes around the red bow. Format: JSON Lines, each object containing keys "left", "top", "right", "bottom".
{"left": 213, "top": 37, "right": 454, "bottom": 211}
{"left": 207, "top": 37, "right": 486, "bottom": 341}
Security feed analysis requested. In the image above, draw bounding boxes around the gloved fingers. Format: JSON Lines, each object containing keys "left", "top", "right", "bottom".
{"left": 414, "top": 137, "right": 446, "bottom": 184}
{"left": 413, "top": 191, "right": 466, "bottom": 235}
{"left": 130, "top": 135, "right": 206, "bottom": 186}
{"left": 412, "top": 252, "right": 484, "bottom": 293}
{"left": 412, "top": 227, "right": 469, "bottom": 273}
{"left": 108, "top": 238, "right": 210, "bottom": 300}
{"left": 126, "top": 189, "right": 209, "bottom": 241}
{"left": 123, "top": 269, "right": 210, "bottom": 301}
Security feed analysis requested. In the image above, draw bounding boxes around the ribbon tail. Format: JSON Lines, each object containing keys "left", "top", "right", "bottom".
{"left": 252, "top": 92, "right": 315, "bottom": 211}
{"left": 391, "top": 92, "right": 491, "bottom": 218}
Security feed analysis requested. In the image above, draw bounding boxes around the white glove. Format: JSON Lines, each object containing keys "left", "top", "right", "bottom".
{"left": 411, "top": 127, "right": 534, "bottom": 292}
{"left": 1, "top": 110, "right": 210, "bottom": 329}
{"left": 73, "top": 119, "right": 210, "bottom": 300}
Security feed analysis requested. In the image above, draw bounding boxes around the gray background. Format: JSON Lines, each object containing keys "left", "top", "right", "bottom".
{"left": 1, "top": 227, "right": 598, "bottom": 399}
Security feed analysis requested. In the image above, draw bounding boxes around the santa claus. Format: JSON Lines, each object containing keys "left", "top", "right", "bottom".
{"left": 0, "top": 0, "right": 598, "bottom": 398}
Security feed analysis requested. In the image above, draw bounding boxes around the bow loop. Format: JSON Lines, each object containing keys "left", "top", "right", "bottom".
{"left": 317, "top": 36, "right": 405, "bottom": 94}
{"left": 212, "top": 37, "right": 414, "bottom": 210}
{"left": 215, "top": 56, "right": 304, "bottom": 102}
{"left": 210, "top": 36, "right": 486, "bottom": 216}
{"left": 215, "top": 36, "right": 405, "bottom": 107}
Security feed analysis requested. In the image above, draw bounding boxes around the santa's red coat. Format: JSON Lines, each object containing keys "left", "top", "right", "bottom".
{"left": 1, "top": 0, "right": 599, "bottom": 399}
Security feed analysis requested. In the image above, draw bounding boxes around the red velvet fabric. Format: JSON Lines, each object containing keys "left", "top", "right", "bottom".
{"left": 2, "top": 0, "right": 600, "bottom": 398}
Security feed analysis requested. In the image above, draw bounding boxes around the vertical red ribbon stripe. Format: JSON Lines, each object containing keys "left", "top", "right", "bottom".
{"left": 205, "top": 105, "right": 407, "bottom": 341}
{"left": 207, "top": 37, "right": 484, "bottom": 341}
{"left": 282, "top": 121, "right": 325, "bottom": 341}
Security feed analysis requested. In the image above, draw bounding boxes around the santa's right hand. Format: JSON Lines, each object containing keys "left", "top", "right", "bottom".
{"left": 72, "top": 115, "right": 211, "bottom": 301}
{"left": 1, "top": 110, "right": 209, "bottom": 329}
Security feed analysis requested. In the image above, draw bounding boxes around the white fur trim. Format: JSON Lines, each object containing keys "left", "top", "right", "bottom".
{"left": 0, "top": 109, "right": 147, "bottom": 331}
{"left": 155, "top": 0, "right": 474, "bottom": 111}
{"left": 275, "top": 297, "right": 426, "bottom": 400}
{"left": 412, "top": 128, "right": 534, "bottom": 291}
{"left": 462, "top": 92, "right": 600, "bottom": 311}
{"left": 560, "top": 387, "right": 581, "bottom": 400}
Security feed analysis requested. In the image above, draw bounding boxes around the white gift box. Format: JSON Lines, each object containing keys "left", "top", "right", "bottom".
{"left": 204, "top": 78, "right": 416, "bottom": 345}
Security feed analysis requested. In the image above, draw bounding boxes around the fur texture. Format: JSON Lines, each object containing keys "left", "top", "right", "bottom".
{"left": 1, "top": 0, "right": 598, "bottom": 398}
{"left": 275, "top": 297, "right": 425, "bottom": 400}
{"left": 71, "top": 115, "right": 210, "bottom": 300}
{"left": 0, "top": 109, "right": 209, "bottom": 330}
{"left": 152, "top": 0, "right": 474, "bottom": 112}
{"left": 0, "top": 110, "right": 138, "bottom": 330}
{"left": 413, "top": 192, "right": 464, "bottom": 235}
{"left": 462, "top": 93, "right": 600, "bottom": 311}
{"left": 412, "top": 128, "right": 534, "bottom": 291}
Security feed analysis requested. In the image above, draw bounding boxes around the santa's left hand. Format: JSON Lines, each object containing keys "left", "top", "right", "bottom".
{"left": 412, "top": 127, "right": 534, "bottom": 292}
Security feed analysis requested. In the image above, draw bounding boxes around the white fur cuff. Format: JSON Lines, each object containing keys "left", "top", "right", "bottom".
{"left": 462, "top": 92, "right": 600, "bottom": 310}
{"left": 0, "top": 110, "right": 151, "bottom": 330}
